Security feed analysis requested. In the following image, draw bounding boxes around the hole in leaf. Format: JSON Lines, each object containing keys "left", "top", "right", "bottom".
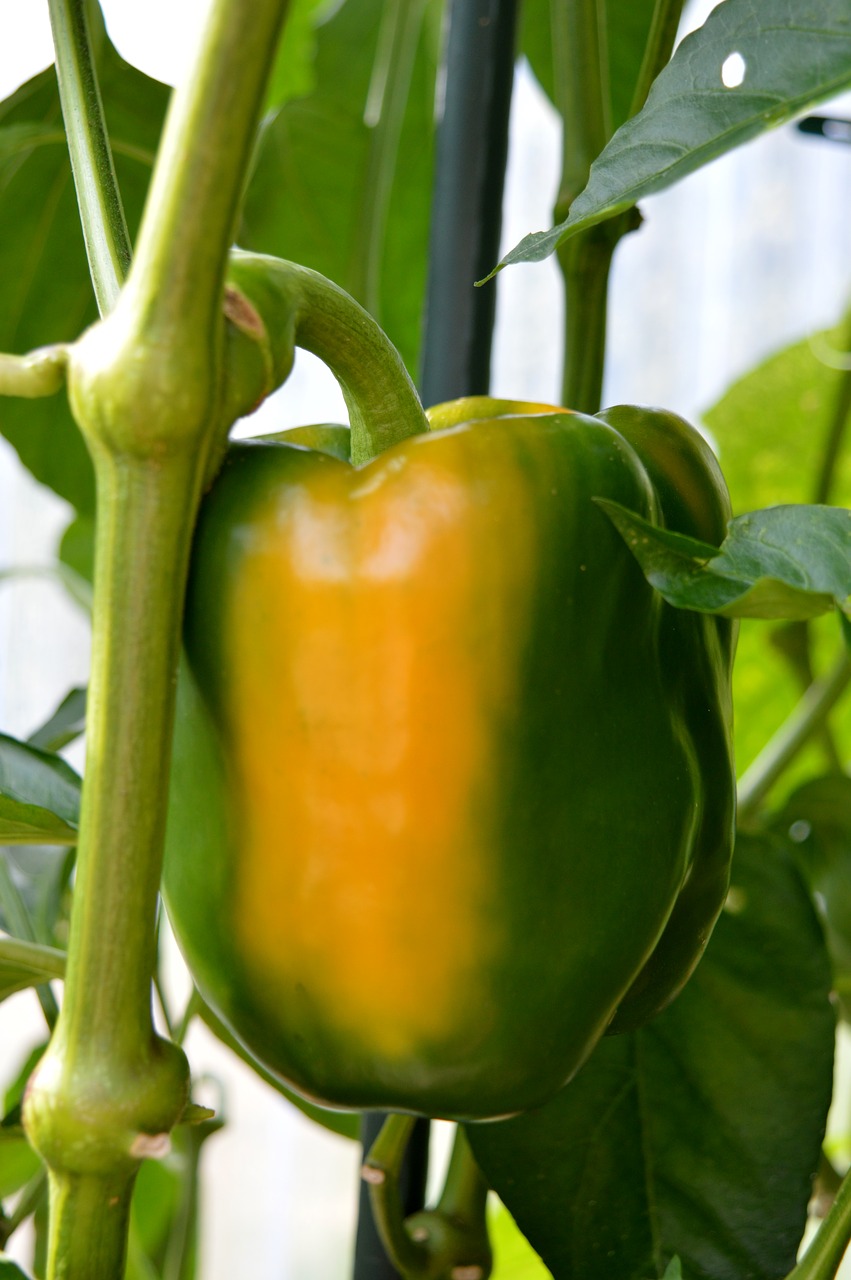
{"left": 721, "top": 52, "right": 746, "bottom": 88}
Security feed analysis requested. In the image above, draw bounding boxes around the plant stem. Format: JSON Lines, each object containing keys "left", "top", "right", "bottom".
{"left": 45, "top": 1170, "right": 135, "bottom": 1279}
{"left": 814, "top": 322, "right": 851, "bottom": 505}
{"left": 23, "top": 4, "right": 293, "bottom": 1276}
{"left": 0, "top": 347, "right": 68, "bottom": 398}
{"left": 737, "top": 650, "right": 851, "bottom": 823}
{"left": 362, "top": 1115, "right": 429, "bottom": 1277}
{"left": 227, "top": 254, "right": 429, "bottom": 464}
{"left": 628, "top": 0, "right": 686, "bottom": 118}
{"left": 47, "top": 0, "right": 131, "bottom": 313}
{"left": 786, "top": 1168, "right": 851, "bottom": 1280}
{"left": 551, "top": 0, "right": 614, "bottom": 413}
{"left": 121, "top": 0, "right": 291, "bottom": 381}
{"left": 558, "top": 210, "right": 637, "bottom": 412}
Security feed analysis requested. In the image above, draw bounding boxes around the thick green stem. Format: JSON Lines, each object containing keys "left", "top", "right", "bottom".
{"left": 558, "top": 208, "right": 639, "bottom": 412}
{"left": 737, "top": 650, "right": 851, "bottom": 823}
{"left": 551, "top": 0, "right": 609, "bottom": 213}
{"left": 47, "top": 0, "right": 131, "bottom": 313}
{"left": 122, "top": 0, "right": 290, "bottom": 371}
{"left": 45, "top": 1171, "right": 135, "bottom": 1279}
{"left": 22, "top": 9, "right": 293, "bottom": 1277}
{"left": 786, "top": 1168, "right": 851, "bottom": 1280}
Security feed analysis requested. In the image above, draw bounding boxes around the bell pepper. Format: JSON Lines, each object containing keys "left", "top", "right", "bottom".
{"left": 163, "top": 397, "right": 736, "bottom": 1121}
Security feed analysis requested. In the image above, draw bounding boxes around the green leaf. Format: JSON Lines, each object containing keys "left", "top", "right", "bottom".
{"left": 27, "top": 688, "right": 87, "bottom": 753}
{"left": 703, "top": 320, "right": 851, "bottom": 516}
{"left": 771, "top": 774, "right": 851, "bottom": 1013}
{"left": 0, "top": 6, "right": 167, "bottom": 512}
{"left": 496, "top": 0, "right": 851, "bottom": 273}
{"left": 0, "top": 1257, "right": 35, "bottom": 1279}
{"left": 0, "top": 1131, "right": 40, "bottom": 1202}
{"left": 489, "top": 1202, "right": 551, "bottom": 1279}
{"left": 598, "top": 501, "right": 851, "bottom": 620}
{"left": 3, "top": 1044, "right": 45, "bottom": 1121}
{"left": 0, "top": 735, "right": 80, "bottom": 845}
{"left": 240, "top": 0, "right": 439, "bottom": 375}
{"left": 467, "top": 832, "right": 835, "bottom": 1280}
{"left": 0, "top": 936, "right": 65, "bottom": 1004}
{"left": 263, "top": 0, "right": 328, "bottom": 110}
{"left": 702, "top": 321, "right": 851, "bottom": 777}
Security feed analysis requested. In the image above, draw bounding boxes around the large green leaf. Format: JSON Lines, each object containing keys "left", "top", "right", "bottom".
{"left": 240, "top": 0, "right": 440, "bottom": 375}
{"left": 0, "top": 6, "right": 168, "bottom": 512}
{"left": 0, "top": 936, "right": 65, "bottom": 1004}
{"left": 467, "top": 832, "right": 835, "bottom": 1280}
{"left": 0, "top": 734, "right": 80, "bottom": 845}
{"left": 703, "top": 321, "right": 851, "bottom": 779}
{"left": 496, "top": 0, "right": 851, "bottom": 273}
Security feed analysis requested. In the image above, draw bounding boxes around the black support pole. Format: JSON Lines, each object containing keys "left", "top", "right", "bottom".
{"left": 353, "top": 2, "right": 519, "bottom": 1275}
{"left": 420, "top": 0, "right": 520, "bottom": 403}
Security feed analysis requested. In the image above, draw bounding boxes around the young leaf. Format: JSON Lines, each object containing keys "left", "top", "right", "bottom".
{"left": 0, "top": 936, "right": 65, "bottom": 1004}
{"left": 467, "top": 832, "right": 835, "bottom": 1280}
{"left": 0, "top": 735, "right": 80, "bottom": 845}
{"left": 0, "top": 1260, "right": 35, "bottom": 1280}
{"left": 0, "top": 4, "right": 167, "bottom": 513}
{"left": 495, "top": 0, "right": 851, "bottom": 273}
{"left": 597, "top": 501, "right": 851, "bottom": 620}
{"left": 27, "top": 688, "right": 87, "bottom": 754}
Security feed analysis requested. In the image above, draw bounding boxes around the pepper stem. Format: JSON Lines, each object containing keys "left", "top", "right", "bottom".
{"left": 226, "top": 253, "right": 430, "bottom": 465}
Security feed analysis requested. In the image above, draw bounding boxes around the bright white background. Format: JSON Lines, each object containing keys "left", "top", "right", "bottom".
{"left": 1, "top": 1, "right": 851, "bottom": 1276}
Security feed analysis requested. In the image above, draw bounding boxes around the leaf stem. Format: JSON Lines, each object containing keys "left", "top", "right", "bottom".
{"left": 47, "top": 0, "right": 131, "bottom": 312}
{"left": 628, "top": 0, "right": 686, "bottom": 119}
{"left": 0, "top": 347, "right": 68, "bottom": 398}
{"left": 786, "top": 1168, "right": 851, "bottom": 1280}
{"left": 737, "top": 649, "right": 851, "bottom": 823}
{"left": 0, "top": 865, "right": 61, "bottom": 1029}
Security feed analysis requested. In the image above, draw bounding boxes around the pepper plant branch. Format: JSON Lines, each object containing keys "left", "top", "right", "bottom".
{"left": 551, "top": 0, "right": 609, "bottom": 214}
{"left": 47, "top": 0, "right": 131, "bottom": 313}
{"left": 551, "top": 0, "right": 613, "bottom": 413}
{"left": 736, "top": 649, "right": 851, "bottom": 823}
{"left": 628, "top": 0, "right": 686, "bottom": 118}
{"left": 22, "top": 4, "right": 294, "bottom": 1274}
{"left": 0, "top": 347, "right": 68, "bottom": 398}
{"left": 118, "top": 0, "right": 291, "bottom": 386}
{"left": 785, "top": 1167, "right": 851, "bottom": 1280}
{"left": 362, "top": 1114, "right": 430, "bottom": 1277}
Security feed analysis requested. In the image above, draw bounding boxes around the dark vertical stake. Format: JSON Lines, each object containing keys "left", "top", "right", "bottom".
{"left": 420, "top": 0, "right": 520, "bottom": 404}
{"left": 353, "top": 1, "right": 519, "bottom": 1276}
